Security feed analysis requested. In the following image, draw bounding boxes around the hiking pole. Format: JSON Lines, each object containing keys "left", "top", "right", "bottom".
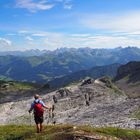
{"left": 46, "top": 108, "right": 50, "bottom": 124}
{"left": 46, "top": 104, "right": 52, "bottom": 124}
{"left": 51, "top": 105, "right": 55, "bottom": 124}
{"left": 48, "top": 107, "right": 51, "bottom": 124}
{"left": 48, "top": 104, "right": 54, "bottom": 124}
{"left": 48, "top": 105, "right": 52, "bottom": 124}
{"left": 30, "top": 112, "right": 32, "bottom": 126}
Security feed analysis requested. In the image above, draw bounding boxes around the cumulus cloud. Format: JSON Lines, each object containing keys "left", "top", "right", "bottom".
{"left": 63, "top": 0, "right": 73, "bottom": 9}
{"left": 64, "top": 3, "right": 72, "bottom": 9}
{"left": 71, "top": 34, "right": 91, "bottom": 37}
{"left": 15, "top": 0, "right": 73, "bottom": 12}
{"left": 30, "top": 32, "right": 65, "bottom": 50}
{"left": 25, "top": 36, "right": 34, "bottom": 41}
{"left": 7, "top": 33, "right": 16, "bottom": 36}
{"left": 0, "top": 38, "right": 12, "bottom": 48}
{"left": 32, "top": 33, "right": 48, "bottom": 37}
{"left": 24, "top": 31, "right": 140, "bottom": 50}
{"left": 6, "top": 30, "right": 140, "bottom": 51}
{"left": 84, "top": 35, "right": 140, "bottom": 48}
{"left": 80, "top": 11, "right": 140, "bottom": 33}
{"left": 18, "top": 30, "right": 29, "bottom": 34}
{"left": 16, "top": 0, "right": 55, "bottom": 13}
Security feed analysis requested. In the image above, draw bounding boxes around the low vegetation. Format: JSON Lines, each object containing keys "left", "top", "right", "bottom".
{"left": 131, "top": 108, "right": 140, "bottom": 119}
{"left": 0, "top": 125, "right": 139, "bottom": 140}
{"left": 0, "top": 80, "right": 39, "bottom": 91}
{"left": 78, "top": 126, "right": 140, "bottom": 140}
{"left": 100, "top": 77, "right": 124, "bottom": 95}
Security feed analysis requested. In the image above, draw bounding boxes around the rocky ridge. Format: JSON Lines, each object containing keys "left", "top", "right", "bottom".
{"left": 0, "top": 78, "right": 139, "bottom": 130}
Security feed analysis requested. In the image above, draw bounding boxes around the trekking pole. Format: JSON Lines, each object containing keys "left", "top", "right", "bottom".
{"left": 47, "top": 104, "right": 52, "bottom": 124}
{"left": 47, "top": 109, "right": 50, "bottom": 124}
{"left": 51, "top": 105, "right": 55, "bottom": 124}
{"left": 48, "top": 105, "right": 52, "bottom": 124}
{"left": 30, "top": 112, "right": 32, "bottom": 126}
{"left": 48, "top": 104, "right": 54, "bottom": 124}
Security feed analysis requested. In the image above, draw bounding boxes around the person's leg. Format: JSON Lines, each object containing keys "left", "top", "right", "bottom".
{"left": 39, "top": 115, "right": 44, "bottom": 132}
{"left": 36, "top": 123, "right": 40, "bottom": 133}
{"left": 40, "top": 123, "right": 43, "bottom": 132}
{"left": 35, "top": 116, "right": 40, "bottom": 133}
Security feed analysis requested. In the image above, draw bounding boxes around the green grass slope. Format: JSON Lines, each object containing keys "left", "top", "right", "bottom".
{"left": 0, "top": 80, "right": 39, "bottom": 91}
{"left": 0, "top": 80, "right": 40, "bottom": 103}
{"left": 0, "top": 125, "right": 139, "bottom": 140}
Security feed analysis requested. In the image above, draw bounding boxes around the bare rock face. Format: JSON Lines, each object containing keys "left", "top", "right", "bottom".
{"left": 0, "top": 78, "right": 139, "bottom": 130}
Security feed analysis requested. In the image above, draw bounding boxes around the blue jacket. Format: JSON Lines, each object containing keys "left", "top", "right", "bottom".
{"left": 30, "top": 99, "right": 46, "bottom": 111}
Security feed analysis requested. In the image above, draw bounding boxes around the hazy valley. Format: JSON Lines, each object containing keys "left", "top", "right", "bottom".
{"left": 0, "top": 47, "right": 140, "bottom": 84}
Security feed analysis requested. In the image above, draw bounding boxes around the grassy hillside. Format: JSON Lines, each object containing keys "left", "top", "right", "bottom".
{"left": 0, "top": 80, "right": 40, "bottom": 103}
{"left": 0, "top": 80, "right": 39, "bottom": 91}
{"left": 0, "top": 125, "right": 139, "bottom": 140}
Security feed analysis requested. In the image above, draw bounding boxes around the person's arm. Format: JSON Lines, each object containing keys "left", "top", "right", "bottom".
{"left": 40, "top": 100, "right": 50, "bottom": 109}
{"left": 28, "top": 102, "right": 34, "bottom": 113}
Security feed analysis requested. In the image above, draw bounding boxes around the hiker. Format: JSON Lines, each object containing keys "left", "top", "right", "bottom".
{"left": 29, "top": 94, "right": 51, "bottom": 133}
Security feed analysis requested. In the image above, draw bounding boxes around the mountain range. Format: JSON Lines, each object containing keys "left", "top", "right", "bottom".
{"left": 0, "top": 47, "right": 140, "bottom": 84}
{"left": 0, "top": 49, "right": 48, "bottom": 57}
{"left": 45, "top": 63, "right": 120, "bottom": 89}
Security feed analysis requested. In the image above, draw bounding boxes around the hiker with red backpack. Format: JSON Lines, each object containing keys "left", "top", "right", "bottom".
{"left": 29, "top": 94, "right": 51, "bottom": 133}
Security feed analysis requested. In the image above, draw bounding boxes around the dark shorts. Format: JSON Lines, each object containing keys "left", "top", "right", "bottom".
{"left": 34, "top": 115, "right": 43, "bottom": 124}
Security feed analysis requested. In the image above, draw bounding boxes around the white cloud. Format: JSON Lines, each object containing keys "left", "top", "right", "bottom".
{"left": 0, "top": 38, "right": 12, "bottom": 47}
{"left": 27, "top": 31, "right": 140, "bottom": 50}
{"left": 16, "top": 0, "right": 55, "bottom": 13}
{"left": 7, "top": 33, "right": 16, "bottom": 36}
{"left": 18, "top": 30, "right": 29, "bottom": 34}
{"left": 15, "top": 0, "right": 73, "bottom": 12}
{"left": 63, "top": 0, "right": 73, "bottom": 9}
{"left": 5, "top": 30, "right": 140, "bottom": 51}
{"left": 25, "top": 36, "right": 34, "bottom": 41}
{"left": 84, "top": 36, "right": 140, "bottom": 48}
{"left": 32, "top": 33, "right": 48, "bottom": 37}
{"left": 80, "top": 11, "right": 140, "bottom": 33}
{"left": 64, "top": 4, "right": 72, "bottom": 9}
{"left": 30, "top": 32, "right": 65, "bottom": 50}
{"left": 121, "top": 31, "right": 140, "bottom": 36}
{"left": 71, "top": 34, "right": 90, "bottom": 37}
{"left": 0, "top": 38, "right": 12, "bottom": 51}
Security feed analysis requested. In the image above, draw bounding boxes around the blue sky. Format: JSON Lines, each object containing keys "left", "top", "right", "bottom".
{"left": 0, "top": 0, "right": 140, "bottom": 51}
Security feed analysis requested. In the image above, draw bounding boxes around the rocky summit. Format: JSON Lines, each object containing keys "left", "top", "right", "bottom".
{"left": 0, "top": 77, "right": 139, "bottom": 130}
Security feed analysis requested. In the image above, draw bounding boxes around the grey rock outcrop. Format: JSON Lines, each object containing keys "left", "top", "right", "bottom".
{"left": 0, "top": 78, "right": 139, "bottom": 130}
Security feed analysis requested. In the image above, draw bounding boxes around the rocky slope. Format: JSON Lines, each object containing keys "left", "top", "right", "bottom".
{"left": 0, "top": 78, "right": 139, "bottom": 130}
{"left": 115, "top": 61, "right": 140, "bottom": 98}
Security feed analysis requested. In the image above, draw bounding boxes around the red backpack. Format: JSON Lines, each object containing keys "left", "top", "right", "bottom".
{"left": 34, "top": 101, "right": 44, "bottom": 117}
